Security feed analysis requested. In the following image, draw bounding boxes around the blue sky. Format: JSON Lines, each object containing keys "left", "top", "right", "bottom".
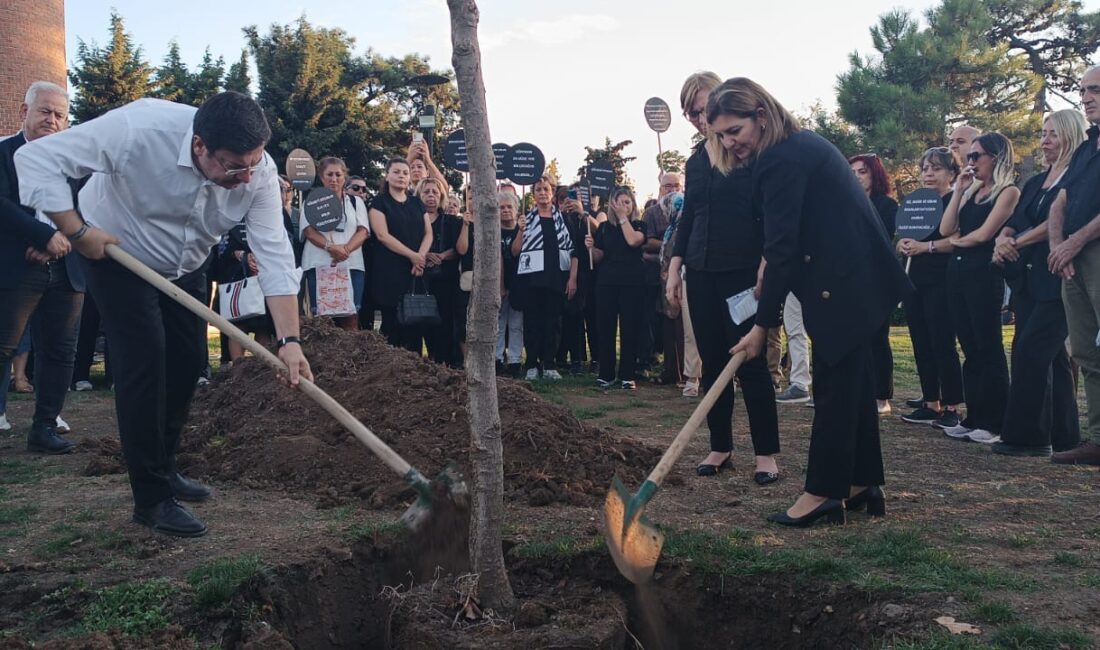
{"left": 65, "top": 0, "right": 1099, "bottom": 199}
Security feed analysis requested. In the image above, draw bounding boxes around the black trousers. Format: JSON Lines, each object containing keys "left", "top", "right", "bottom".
{"left": 523, "top": 287, "right": 564, "bottom": 371}
{"left": 426, "top": 280, "right": 458, "bottom": 366}
{"left": 1000, "top": 294, "right": 1080, "bottom": 450}
{"left": 947, "top": 263, "right": 1009, "bottom": 433}
{"left": 379, "top": 304, "right": 425, "bottom": 354}
{"left": 637, "top": 284, "right": 661, "bottom": 369}
{"left": 0, "top": 260, "right": 83, "bottom": 428}
{"left": 904, "top": 281, "right": 964, "bottom": 405}
{"left": 871, "top": 319, "right": 894, "bottom": 400}
{"left": 806, "top": 338, "right": 885, "bottom": 499}
{"left": 73, "top": 292, "right": 112, "bottom": 386}
{"left": 660, "top": 314, "right": 684, "bottom": 384}
{"left": 85, "top": 259, "right": 206, "bottom": 507}
{"left": 583, "top": 274, "right": 600, "bottom": 365}
{"left": 596, "top": 284, "right": 644, "bottom": 382}
{"left": 685, "top": 267, "right": 780, "bottom": 455}
{"left": 557, "top": 308, "right": 587, "bottom": 367}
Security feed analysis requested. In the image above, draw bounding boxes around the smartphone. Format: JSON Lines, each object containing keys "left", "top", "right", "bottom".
{"left": 412, "top": 132, "right": 424, "bottom": 144}
{"left": 568, "top": 189, "right": 578, "bottom": 200}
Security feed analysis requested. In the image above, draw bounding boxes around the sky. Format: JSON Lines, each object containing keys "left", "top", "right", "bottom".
{"left": 65, "top": 0, "right": 1099, "bottom": 200}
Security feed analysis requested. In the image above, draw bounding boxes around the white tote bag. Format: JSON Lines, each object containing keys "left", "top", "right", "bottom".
{"left": 218, "top": 277, "right": 266, "bottom": 321}
{"left": 315, "top": 262, "right": 356, "bottom": 317}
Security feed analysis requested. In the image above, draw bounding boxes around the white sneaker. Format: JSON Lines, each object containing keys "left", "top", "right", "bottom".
{"left": 543, "top": 369, "right": 563, "bottom": 381}
{"left": 966, "top": 429, "right": 1000, "bottom": 444}
{"left": 56, "top": 416, "right": 71, "bottom": 434}
{"left": 682, "top": 380, "right": 699, "bottom": 397}
{"left": 943, "top": 424, "right": 974, "bottom": 440}
{"left": 525, "top": 368, "right": 540, "bottom": 381}
{"left": 74, "top": 380, "right": 93, "bottom": 392}
{"left": 0, "top": 414, "right": 10, "bottom": 431}
{"left": 196, "top": 376, "right": 210, "bottom": 386}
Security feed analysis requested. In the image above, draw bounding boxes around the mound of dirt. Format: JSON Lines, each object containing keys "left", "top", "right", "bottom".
{"left": 176, "top": 322, "right": 661, "bottom": 509}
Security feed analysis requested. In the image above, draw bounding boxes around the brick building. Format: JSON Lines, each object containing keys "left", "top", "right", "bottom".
{"left": 0, "top": 0, "right": 67, "bottom": 135}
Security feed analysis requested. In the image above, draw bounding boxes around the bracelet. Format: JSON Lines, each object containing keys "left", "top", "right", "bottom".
{"left": 68, "top": 223, "right": 90, "bottom": 241}
{"left": 276, "top": 336, "right": 301, "bottom": 349}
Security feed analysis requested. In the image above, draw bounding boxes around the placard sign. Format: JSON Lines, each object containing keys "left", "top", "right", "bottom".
{"left": 586, "top": 160, "right": 616, "bottom": 202}
{"left": 302, "top": 187, "right": 344, "bottom": 233}
{"left": 492, "top": 142, "right": 512, "bottom": 180}
{"left": 644, "top": 97, "right": 672, "bottom": 133}
{"left": 575, "top": 183, "right": 592, "bottom": 212}
{"left": 286, "top": 148, "right": 316, "bottom": 191}
{"left": 507, "top": 142, "right": 545, "bottom": 185}
{"left": 442, "top": 129, "right": 468, "bottom": 172}
{"left": 896, "top": 188, "right": 944, "bottom": 241}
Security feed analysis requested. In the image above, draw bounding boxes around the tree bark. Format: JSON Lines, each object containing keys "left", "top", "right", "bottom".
{"left": 446, "top": 0, "right": 515, "bottom": 612}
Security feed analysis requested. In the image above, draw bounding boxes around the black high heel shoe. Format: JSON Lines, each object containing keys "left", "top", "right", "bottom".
{"left": 696, "top": 453, "right": 733, "bottom": 476}
{"left": 845, "top": 486, "right": 886, "bottom": 516}
{"left": 767, "top": 499, "right": 846, "bottom": 527}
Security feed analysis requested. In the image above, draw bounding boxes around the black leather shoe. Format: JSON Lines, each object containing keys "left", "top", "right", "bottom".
{"left": 753, "top": 471, "right": 780, "bottom": 485}
{"left": 26, "top": 424, "right": 76, "bottom": 455}
{"left": 697, "top": 454, "right": 733, "bottom": 476}
{"left": 168, "top": 472, "right": 211, "bottom": 502}
{"left": 845, "top": 486, "right": 886, "bottom": 516}
{"left": 767, "top": 499, "right": 846, "bottom": 527}
{"left": 992, "top": 441, "right": 1052, "bottom": 457}
{"left": 133, "top": 498, "right": 207, "bottom": 537}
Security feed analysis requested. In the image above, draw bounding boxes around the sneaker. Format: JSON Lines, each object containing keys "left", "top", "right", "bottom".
{"left": 55, "top": 416, "right": 71, "bottom": 434}
{"left": 525, "top": 368, "right": 540, "bottom": 381}
{"left": 931, "top": 410, "right": 961, "bottom": 429}
{"left": 74, "top": 380, "right": 93, "bottom": 392}
{"left": 966, "top": 429, "right": 1000, "bottom": 444}
{"left": 621, "top": 380, "right": 636, "bottom": 390}
{"left": 901, "top": 407, "right": 941, "bottom": 424}
{"left": 543, "top": 369, "right": 563, "bottom": 381}
{"left": 196, "top": 376, "right": 209, "bottom": 386}
{"left": 682, "top": 380, "right": 699, "bottom": 397}
{"left": 943, "top": 424, "right": 974, "bottom": 440}
{"left": 805, "top": 399, "right": 815, "bottom": 408}
{"left": 776, "top": 385, "right": 811, "bottom": 404}
{"left": 877, "top": 402, "right": 892, "bottom": 416}
{"left": 596, "top": 378, "right": 613, "bottom": 389}
{"left": 905, "top": 397, "right": 926, "bottom": 409}
{"left": 0, "top": 413, "right": 10, "bottom": 431}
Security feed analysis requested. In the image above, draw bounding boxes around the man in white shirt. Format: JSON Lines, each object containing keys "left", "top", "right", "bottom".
{"left": 16, "top": 91, "right": 312, "bottom": 538}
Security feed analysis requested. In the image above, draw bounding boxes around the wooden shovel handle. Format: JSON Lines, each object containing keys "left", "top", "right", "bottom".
{"left": 105, "top": 244, "right": 416, "bottom": 479}
{"left": 645, "top": 350, "right": 746, "bottom": 487}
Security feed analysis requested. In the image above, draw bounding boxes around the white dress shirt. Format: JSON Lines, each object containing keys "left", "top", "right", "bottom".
{"left": 15, "top": 98, "right": 301, "bottom": 296}
{"left": 299, "top": 193, "right": 370, "bottom": 272}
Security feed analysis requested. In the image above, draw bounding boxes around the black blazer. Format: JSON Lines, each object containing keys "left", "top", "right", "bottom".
{"left": 1007, "top": 171, "right": 1062, "bottom": 302}
{"left": 0, "top": 133, "right": 85, "bottom": 292}
{"left": 752, "top": 130, "right": 912, "bottom": 366}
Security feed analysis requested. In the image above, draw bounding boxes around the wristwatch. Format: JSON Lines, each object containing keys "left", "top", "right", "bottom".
{"left": 276, "top": 336, "right": 301, "bottom": 349}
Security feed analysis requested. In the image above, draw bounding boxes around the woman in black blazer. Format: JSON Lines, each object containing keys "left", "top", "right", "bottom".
{"left": 717, "top": 78, "right": 912, "bottom": 526}
{"left": 991, "top": 110, "right": 1088, "bottom": 456}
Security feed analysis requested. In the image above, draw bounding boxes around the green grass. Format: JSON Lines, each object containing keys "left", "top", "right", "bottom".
{"left": 662, "top": 528, "right": 853, "bottom": 579}
{"left": 513, "top": 534, "right": 603, "bottom": 559}
{"left": 888, "top": 629, "right": 987, "bottom": 649}
{"left": 0, "top": 458, "right": 52, "bottom": 485}
{"left": 1052, "top": 551, "right": 1084, "bottom": 567}
{"left": 608, "top": 417, "right": 639, "bottom": 428}
{"left": 572, "top": 404, "right": 612, "bottom": 419}
{"left": 82, "top": 579, "right": 174, "bottom": 636}
{"left": 989, "top": 623, "right": 1092, "bottom": 649}
{"left": 0, "top": 504, "right": 36, "bottom": 526}
{"left": 966, "top": 600, "right": 1016, "bottom": 624}
{"left": 188, "top": 554, "right": 265, "bottom": 609}
{"left": 346, "top": 519, "right": 404, "bottom": 541}
{"left": 33, "top": 524, "right": 133, "bottom": 560}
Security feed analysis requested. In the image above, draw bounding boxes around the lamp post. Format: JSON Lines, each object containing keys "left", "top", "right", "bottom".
{"left": 419, "top": 105, "right": 437, "bottom": 154}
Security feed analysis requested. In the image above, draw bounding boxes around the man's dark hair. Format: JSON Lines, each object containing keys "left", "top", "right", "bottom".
{"left": 193, "top": 91, "right": 271, "bottom": 153}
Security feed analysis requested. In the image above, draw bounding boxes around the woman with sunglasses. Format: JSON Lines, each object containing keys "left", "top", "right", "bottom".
{"left": 300, "top": 156, "right": 370, "bottom": 331}
{"left": 991, "top": 110, "right": 1088, "bottom": 456}
{"left": 895, "top": 148, "right": 965, "bottom": 429}
{"left": 938, "top": 133, "right": 1019, "bottom": 444}
{"left": 666, "top": 71, "right": 782, "bottom": 484}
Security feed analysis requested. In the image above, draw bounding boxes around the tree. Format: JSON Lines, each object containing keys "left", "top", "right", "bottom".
{"left": 545, "top": 158, "right": 561, "bottom": 185}
{"left": 190, "top": 49, "right": 227, "bottom": 105}
{"left": 224, "top": 50, "right": 252, "bottom": 96}
{"left": 68, "top": 10, "right": 154, "bottom": 123}
{"left": 578, "top": 137, "right": 636, "bottom": 187}
{"left": 446, "top": 0, "right": 515, "bottom": 612}
{"left": 155, "top": 41, "right": 191, "bottom": 103}
{"left": 656, "top": 149, "right": 686, "bottom": 174}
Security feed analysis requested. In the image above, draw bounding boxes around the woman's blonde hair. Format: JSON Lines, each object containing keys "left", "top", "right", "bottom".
{"left": 1045, "top": 109, "right": 1088, "bottom": 172}
{"left": 679, "top": 71, "right": 721, "bottom": 112}
{"left": 964, "top": 132, "right": 1016, "bottom": 205}
{"left": 318, "top": 156, "right": 347, "bottom": 175}
{"left": 415, "top": 177, "right": 447, "bottom": 207}
{"left": 705, "top": 77, "right": 800, "bottom": 174}
{"left": 607, "top": 187, "right": 638, "bottom": 223}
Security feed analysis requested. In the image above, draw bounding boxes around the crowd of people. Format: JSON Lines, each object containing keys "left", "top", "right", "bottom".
{"left": 2, "top": 64, "right": 1100, "bottom": 535}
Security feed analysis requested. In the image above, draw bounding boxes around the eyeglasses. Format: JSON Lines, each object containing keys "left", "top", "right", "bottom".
{"left": 684, "top": 108, "right": 705, "bottom": 120}
{"left": 213, "top": 153, "right": 263, "bottom": 177}
{"left": 966, "top": 151, "right": 992, "bottom": 162}
{"left": 348, "top": 184, "right": 367, "bottom": 192}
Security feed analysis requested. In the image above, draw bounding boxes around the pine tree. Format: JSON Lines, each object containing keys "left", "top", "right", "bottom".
{"left": 68, "top": 10, "right": 154, "bottom": 123}
{"left": 578, "top": 137, "right": 637, "bottom": 187}
{"left": 224, "top": 50, "right": 252, "bottom": 96}
{"left": 155, "top": 41, "right": 190, "bottom": 103}
{"left": 190, "top": 49, "right": 226, "bottom": 106}
{"left": 656, "top": 149, "right": 686, "bottom": 175}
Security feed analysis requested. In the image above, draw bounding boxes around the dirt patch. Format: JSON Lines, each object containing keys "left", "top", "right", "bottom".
{"left": 168, "top": 322, "right": 660, "bottom": 510}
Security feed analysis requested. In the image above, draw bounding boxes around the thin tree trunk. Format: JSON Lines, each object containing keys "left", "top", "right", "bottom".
{"left": 446, "top": 0, "right": 515, "bottom": 612}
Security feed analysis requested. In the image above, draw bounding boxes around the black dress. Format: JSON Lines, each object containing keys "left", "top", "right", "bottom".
{"left": 868, "top": 193, "right": 899, "bottom": 402}
{"left": 425, "top": 213, "right": 462, "bottom": 365}
{"left": 370, "top": 192, "right": 427, "bottom": 351}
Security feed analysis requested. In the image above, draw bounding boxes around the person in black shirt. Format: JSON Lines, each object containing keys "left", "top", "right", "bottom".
{"left": 992, "top": 110, "right": 1087, "bottom": 457}
{"left": 587, "top": 187, "right": 646, "bottom": 389}
{"left": 1048, "top": 67, "right": 1100, "bottom": 466}
{"left": 938, "top": 133, "right": 1019, "bottom": 446}
{"left": 418, "top": 177, "right": 462, "bottom": 366}
{"left": 850, "top": 153, "right": 899, "bottom": 415}
{"left": 368, "top": 158, "right": 432, "bottom": 353}
{"left": 895, "top": 148, "right": 964, "bottom": 429}
{"left": 667, "top": 75, "right": 781, "bottom": 485}
{"left": 556, "top": 186, "right": 594, "bottom": 374}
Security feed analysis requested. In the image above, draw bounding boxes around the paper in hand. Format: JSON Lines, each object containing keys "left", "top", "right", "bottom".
{"left": 726, "top": 288, "right": 758, "bottom": 326}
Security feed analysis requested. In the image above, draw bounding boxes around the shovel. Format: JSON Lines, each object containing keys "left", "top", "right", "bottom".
{"left": 105, "top": 244, "right": 465, "bottom": 531}
{"left": 603, "top": 350, "right": 746, "bottom": 584}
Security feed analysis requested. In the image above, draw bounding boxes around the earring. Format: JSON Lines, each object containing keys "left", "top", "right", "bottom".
{"left": 762, "top": 123, "right": 767, "bottom": 132}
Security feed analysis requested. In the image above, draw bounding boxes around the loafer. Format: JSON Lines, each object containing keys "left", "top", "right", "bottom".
{"left": 133, "top": 498, "right": 207, "bottom": 537}
{"left": 27, "top": 424, "right": 76, "bottom": 455}
{"left": 697, "top": 454, "right": 733, "bottom": 476}
{"left": 767, "top": 499, "right": 846, "bottom": 527}
{"left": 168, "top": 472, "right": 211, "bottom": 502}
{"left": 1051, "top": 441, "right": 1100, "bottom": 466}
{"left": 753, "top": 471, "right": 780, "bottom": 485}
{"left": 992, "top": 441, "right": 1052, "bottom": 457}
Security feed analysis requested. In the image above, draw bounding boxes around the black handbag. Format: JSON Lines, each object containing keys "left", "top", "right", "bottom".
{"left": 397, "top": 277, "right": 441, "bottom": 326}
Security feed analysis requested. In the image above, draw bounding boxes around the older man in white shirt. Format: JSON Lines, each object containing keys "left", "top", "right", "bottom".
{"left": 16, "top": 91, "right": 311, "bottom": 538}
